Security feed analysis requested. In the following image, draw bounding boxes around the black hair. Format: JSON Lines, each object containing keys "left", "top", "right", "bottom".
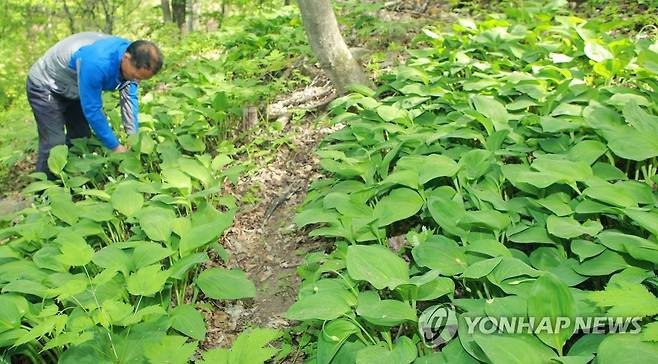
{"left": 126, "top": 40, "right": 164, "bottom": 74}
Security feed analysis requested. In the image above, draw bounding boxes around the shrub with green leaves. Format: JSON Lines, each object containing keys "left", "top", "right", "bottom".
{"left": 289, "top": 1, "right": 658, "bottom": 363}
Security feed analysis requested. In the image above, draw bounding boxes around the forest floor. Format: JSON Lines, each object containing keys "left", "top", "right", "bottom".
{"left": 200, "top": 93, "right": 338, "bottom": 352}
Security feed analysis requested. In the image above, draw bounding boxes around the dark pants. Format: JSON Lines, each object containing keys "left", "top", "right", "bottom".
{"left": 26, "top": 77, "right": 91, "bottom": 178}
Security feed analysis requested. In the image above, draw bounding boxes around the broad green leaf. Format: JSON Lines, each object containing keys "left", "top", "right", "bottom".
{"left": 623, "top": 208, "right": 658, "bottom": 236}
{"left": 111, "top": 184, "right": 143, "bottom": 217}
{"left": 568, "top": 334, "right": 606, "bottom": 357}
{"left": 396, "top": 155, "right": 459, "bottom": 184}
{"left": 0, "top": 296, "right": 23, "bottom": 332}
{"left": 415, "top": 276, "right": 454, "bottom": 301}
{"left": 138, "top": 207, "right": 176, "bottom": 242}
{"left": 50, "top": 191, "right": 79, "bottom": 225}
{"left": 23, "top": 180, "right": 56, "bottom": 194}
{"left": 294, "top": 207, "right": 340, "bottom": 227}
{"left": 597, "top": 230, "right": 658, "bottom": 263}
{"left": 317, "top": 318, "right": 360, "bottom": 364}
{"left": 143, "top": 335, "right": 198, "bottom": 364}
{"left": 508, "top": 225, "right": 557, "bottom": 245}
{"left": 459, "top": 210, "right": 510, "bottom": 231}
{"left": 461, "top": 257, "right": 503, "bottom": 279}
{"left": 131, "top": 242, "right": 173, "bottom": 269}
{"left": 412, "top": 235, "right": 467, "bottom": 276}
{"left": 177, "top": 134, "right": 206, "bottom": 152}
{"left": 162, "top": 168, "right": 192, "bottom": 192}
{"left": 473, "top": 333, "right": 556, "bottom": 364}
{"left": 126, "top": 264, "right": 169, "bottom": 296}
{"left": 566, "top": 140, "right": 607, "bottom": 165}
{"left": 347, "top": 245, "right": 408, "bottom": 289}
{"left": 55, "top": 230, "right": 94, "bottom": 267}
{"left": 597, "top": 334, "right": 658, "bottom": 363}
{"left": 380, "top": 170, "right": 419, "bottom": 189}
{"left": 48, "top": 145, "right": 68, "bottom": 176}
{"left": 356, "top": 299, "right": 417, "bottom": 326}
{"left": 170, "top": 304, "right": 206, "bottom": 340}
{"left": 373, "top": 188, "right": 423, "bottom": 227}
{"left": 178, "top": 157, "right": 212, "bottom": 187}
{"left": 583, "top": 184, "right": 637, "bottom": 208}
{"left": 643, "top": 322, "right": 658, "bottom": 342}
{"left": 551, "top": 355, "right": 595, "bottom": 364}
{"left": 531, "top": 156, "right": 593, "bottom": 183}
{"left": 623, "top": 102, "right": 658, "bottom": 136}
{"left": 196, "top": 268, "right": 256, "bottom": 300}
{"left": 287, "top": 292, "right": 351, "bottom": 321}
{"left": 458, "top": 149, "right": 494, "bottom": 180}
{"left": 638, "top": 49, "right": 658, "bottom": 74}
{"left": 570, "top": 240, "right": 605, "bottom": 262}
{"left": 355, "top": 337, "right": 417, "bottom": 364}
{"left": 2, "top": 280, "right": 50, "bottom": 297}
{"left": 584, "top": 41, "right": 613, "bottom": 62}
{"left": 547, "top": 216, "right": 602, "bottom": 239}
{"left": 536, "top": 194, "right": 572, "bottom": 217}
{"left": 528, "top": 273, "right": 576, "bottom": 354}
{"left": 574, "top": 250, "right": 629, "bottom": 276}
{"left": 377, "top": 105, "right": 407, "bottom": 122}
{"left": 93, "top": 246, "right": 131, "bottom": 273}
{"left": 485, "top": 295, "right": 527, "bottom": 319}
{"left": 465, "top": 239, "right": 512, "bottom": 257}
{"left": 225, "top": 328, "right": 282, "bottom": 364}
{"left": 584, "top": 102, "right": 658, "bottom": 161}
{"left": 168, "top": 253, "right": 209, "bottom": 280}
{"left": 472, "top": 95, "right": 510, "bottom": 132}
{"left": 426, "top": 195, "right": 467, "bottom": 237}
{"left": 179, "top": 211, "right": 233, "bottom": 256}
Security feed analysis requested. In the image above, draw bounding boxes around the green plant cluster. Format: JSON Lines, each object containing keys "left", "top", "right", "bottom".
{"left": 0, "top": 114, "right": 263, "bottom": 362}
{"left": 143, "top": 8, "right": 311, "bottom": 140}
{"left": 288, "top": 1, "right": 658, "bottom": 363}
{"left": 0, "top": 9, "right": 315, "bottom": 364}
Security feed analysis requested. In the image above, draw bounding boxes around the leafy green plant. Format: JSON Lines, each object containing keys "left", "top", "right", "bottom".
{"left": 288, "top": 1, "right": 658, "bottom": 362}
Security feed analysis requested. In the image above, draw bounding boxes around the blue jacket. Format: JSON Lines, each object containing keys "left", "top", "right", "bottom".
{"left": 28, "top": 33, "right": 139, "bottom": 149}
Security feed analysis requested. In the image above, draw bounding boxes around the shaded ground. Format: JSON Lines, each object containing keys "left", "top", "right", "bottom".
{"left": 0, "top": 153, "right": 34, "bottom": 217}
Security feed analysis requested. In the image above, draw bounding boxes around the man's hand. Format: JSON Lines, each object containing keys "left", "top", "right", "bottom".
{"left": 112, "top": 144, "right": 128, "bottom": 153}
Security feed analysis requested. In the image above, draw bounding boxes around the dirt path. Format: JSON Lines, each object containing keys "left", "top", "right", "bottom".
{"left": 200, "top": 115, "right": 338, "bottom": 351}
{"left": 0, "top": 192, "right": 29, "bottom": 220}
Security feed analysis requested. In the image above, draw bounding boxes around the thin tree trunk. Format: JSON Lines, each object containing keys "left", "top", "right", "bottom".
{"left": 62, "top": 0, "right": 77, "bottom": 33}
{"left": 99, "top": 0, "right": 114, "bottom": 34}
{"left": 296, "top": 0, "right": 372, "bottom": 94}
{"left": 171, "top": 0, "right": 186, "bottom": 32}
{"left": 193, "top": 0, "right": 200, "bottom": 30}
{"left": 161, "top": 0, "right": 172, "bottom": 22}
{"left": 186, "top": 0, "right": 198, "bottom": 33}
{"left": 219, "top": 0, "right": 227, "bottom": 28}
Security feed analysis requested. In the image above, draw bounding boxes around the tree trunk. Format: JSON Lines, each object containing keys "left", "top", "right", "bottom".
{"left": 219, "top": 0, "right": 227, "bottom": 28}
{"left": 161, "top": 0, "right": 172, "bottom": 22}
{"left": 186, "top": 0, "right": 199, "bottom": 33}
{"left": 296, "top": 0, "right": 371, "bottom": 95}
{"left": 193, "top": 0, "right": 200, "bottom": 30}
{"left": 62, "top": 0, "right": 77, "bottom": 33}
{"left": 171, "top": 0, "right": 186, "bottom": 32}
{"left": 99, "top": 0, "right": 115, "bottom": 34}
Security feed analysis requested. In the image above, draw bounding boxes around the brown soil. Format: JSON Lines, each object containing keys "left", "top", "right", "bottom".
{"left": 0, "top": 152, "right": 35, "bottom": 198}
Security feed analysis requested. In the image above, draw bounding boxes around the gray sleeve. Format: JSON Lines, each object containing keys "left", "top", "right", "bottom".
{"left": 119, "top": 82, "right": 139, "bottom": 135}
